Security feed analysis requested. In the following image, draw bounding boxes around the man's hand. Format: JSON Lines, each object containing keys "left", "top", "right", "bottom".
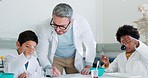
{"left": 18, "top": 72, "right": 26, "bottom": 78}
{"left": 81, "top": 66, "right": 91, "bottom": 75}
{"left": 52, "top": 66, "right": 61, "bottom": 77}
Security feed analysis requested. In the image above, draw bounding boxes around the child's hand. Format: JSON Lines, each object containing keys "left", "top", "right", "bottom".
{"left": 23, "top": 45, "right": 35, "bottom": 58}
{"left": 18, "top": 72, "right": 26, "bottom": 78}
{"left": 101, "top": 55, "right": 110, "bottom": 67}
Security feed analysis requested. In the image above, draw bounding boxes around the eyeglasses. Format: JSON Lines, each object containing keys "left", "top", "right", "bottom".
{"left": 50, "top": 18, "right": 71, "bottom": 30}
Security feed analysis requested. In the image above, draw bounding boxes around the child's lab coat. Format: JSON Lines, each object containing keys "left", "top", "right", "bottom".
{"left": 105, "top": 41, "right": 148, "bottom": 77}
{"left": 4, "top": 51, "right": 42, "bottom": 78}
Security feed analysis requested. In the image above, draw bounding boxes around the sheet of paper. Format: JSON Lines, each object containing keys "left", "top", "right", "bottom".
{"left": 104, "top": 73, "right": 143, "bottom": 78}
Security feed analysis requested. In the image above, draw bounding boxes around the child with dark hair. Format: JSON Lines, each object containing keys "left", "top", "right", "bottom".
{"left": 101, "top": 25, "right": 148, "bottom": 77}
{"left": 4, "top": 30, "right": 42, "bottom": 78}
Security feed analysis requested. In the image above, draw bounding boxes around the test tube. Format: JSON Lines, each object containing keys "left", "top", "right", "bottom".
{"left": 91, "top": 70, "right": 98, "bottom": 78}
{"left": 45, "top": 69, "right": 52, "bottom": 77}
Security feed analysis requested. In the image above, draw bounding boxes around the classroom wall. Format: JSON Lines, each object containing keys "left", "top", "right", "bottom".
{"left": 0, "top": 0, "right": 99, "bottom": 56}
{"left": 0, "top": 0, "right": 99, "bottom": 41}
{"left": 1, "top": 0, "right": 148, "bottom": 43}
{"left": 102, "top": 0, "right": 148, "bottom": 43}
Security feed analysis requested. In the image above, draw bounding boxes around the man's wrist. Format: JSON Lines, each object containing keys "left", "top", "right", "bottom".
{"left": 44, "top": 65, "right": 52, "bottom": 71}
{"left": 85, "top": 65, "right": 92, "bottom": 68}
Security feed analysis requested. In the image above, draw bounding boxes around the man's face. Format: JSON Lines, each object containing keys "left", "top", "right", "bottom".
{"left": 51, "top": 15, "right": 71, "bottom": 35}
{"left": 120, "top": 35, "right": 135, "bottom": 53}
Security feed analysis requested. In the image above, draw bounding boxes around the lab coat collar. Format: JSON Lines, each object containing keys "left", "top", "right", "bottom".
{"left": 14, "top": 49, "right": 20, "bottom": 56}
{"left": 124, "top": 50, "right": 137, "bottom": 61}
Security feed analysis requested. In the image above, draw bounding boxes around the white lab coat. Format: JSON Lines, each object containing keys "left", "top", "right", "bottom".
{"left": 105, "top": 41, "right": 148, "bottom": 77}
{"left": 36, "top": 14, "right": 96, "bottom": 72}
{"left": 4, "top": 51, "right": 41, "bottom": 78}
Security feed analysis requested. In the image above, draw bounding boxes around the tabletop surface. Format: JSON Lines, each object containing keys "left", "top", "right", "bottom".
{"left": 51, "top": 73, "right": 143, "bottom": 78}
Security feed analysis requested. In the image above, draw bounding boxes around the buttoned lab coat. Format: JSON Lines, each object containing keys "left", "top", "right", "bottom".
{"left": 36, "top": 15, "right": 96, "bottom": 72}
{"left": 105, "top": 41, "right": 148, "bottom": 77}
{"left": 4, "top": 51, "right": 41, "bottom": 78}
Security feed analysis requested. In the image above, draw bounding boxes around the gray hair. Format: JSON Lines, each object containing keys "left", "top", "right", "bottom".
{"left": 52, "top": 3, "right": 73, "bottom": 20}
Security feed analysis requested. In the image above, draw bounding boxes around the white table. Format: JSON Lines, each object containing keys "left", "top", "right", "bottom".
{"left": 52, "top": 73, "right": 143, "bottom": 78}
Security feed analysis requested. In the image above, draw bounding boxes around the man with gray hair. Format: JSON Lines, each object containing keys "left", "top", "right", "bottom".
{"left": 36, "top": 3, "right": 96, "bottom": 77}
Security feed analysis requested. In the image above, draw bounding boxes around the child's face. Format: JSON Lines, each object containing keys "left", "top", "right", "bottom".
{"left": 120, "top": 35, "right": 135, "bottom": 53}
{"left": 17, "top": 40, "right": 37, "bottom": 55}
